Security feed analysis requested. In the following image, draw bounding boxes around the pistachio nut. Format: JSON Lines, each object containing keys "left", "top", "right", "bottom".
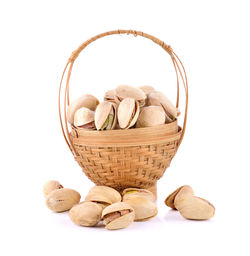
{"left": 117, "top": 98, "right": 140, "bottom": 129}
{"left": 165, "top": 185, "right": 215, "bottom": 220}
{"left": 139, "top": 86, "right": 155, "bottom": 95}
{"left": 135, "top": 106, "right": 166, "bottom": 128}
{"left": 85, "top": 186, "right": 121, "bottom": 205}
{"left": 73, "top": 107, "right": 95, "bottom": 129}
{"left": 177, "top": 196, "right": 215, "bottom": 220}
{"left": 164, "top": 185, "right": 187, "bottom": 210}
{"left": 147, "top": 91, "right": 178, "bottom": 122}
{"left": 124, "top": 196, "right": 158, "bottom": 221}
{"left": 115, "top": 85, "right": 146, "bottom": 107}
{"left": 173, "top": 185, "right": 195, "bottom": 210}
{"left": 174, "top": 186, "right": 215, "bottom": 220}
{"left": 122, "top": 188, "right": 156, "bottom": 202}
{"left": 69, "top": 201, "right": 103, "bottom": 226}
{"left": 102, "top": 202, "right": 135, "bottom": 230}
{"left": 94, "top": 101, "right": 117, "bottom": 130}
{"left": 104, "top": 89, "right": 116, "bottom": 103}
{"left": 46, "top": 188, "right": 81, "bottom": 212}
{"left": 43, "top": 180, "right": 63, "bottom": 197}
{"left": 67, "top": 94, "right": 99, "bottom": 125}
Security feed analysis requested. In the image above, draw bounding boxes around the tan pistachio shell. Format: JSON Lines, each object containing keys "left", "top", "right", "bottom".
{"left": 69, "top": 201, "right": 103, "bottom": 226}
{"left": 104, "top": 89, "right": 116, "bottom": 103}
{"left": 139, "top": 86, "right": 155, "bottom": 95}
{"left": 96, "top": 202, "right": 110, "bottom": 210}
{"left": 173, "top": 185, "right": 194, "bottom": 210}
{"left": 43, "top": 180, "right": 63, "bottom": 197}
{"left": 85, "top": 193, "right": 113, "bottom": 205}
{"left": 102, "top": 202, "right": 135, "bottom": 230}
{"left": 73, "top": 107, "right": 95, "bottom": 128}
{"left": 174, "top": 186, "right": 215, "bottom": 220}
{"left": 46, "top": 188, "right": 81, "bottom": 213}
{"left": 124, "top": 196, "right": 158, "bottom": 221}
{"left": 85, "top": 186, "right": 121, "bottom": 204}
{"left": 117, "top": 98, "right": 140, "bottom": 129}
{"left": 67, "top": 94, "right": 99, "bottom": 125}
{"left": 115, "top": 85, "right": 146, "bottom": 107}
{"left": 164, "top": 185, "right": 187, "bottom": 209}
{"left": 147, "top": 91, "right": 178, "bottom": 120}
{"left": 94, "top": 101, "right": 117, "bottom": 130}
{"left": 176, "top": 196, "right": 215, "bottom": 220}
{"left": 136, "top": 106, "right": 166, "bottom": 128}
{"left": 122, "top": 188, "right": 156, "bottom": 202}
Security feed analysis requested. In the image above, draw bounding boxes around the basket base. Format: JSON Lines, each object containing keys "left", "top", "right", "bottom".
{"left": 147, "top": 183, "right": 157, "bottom": 200}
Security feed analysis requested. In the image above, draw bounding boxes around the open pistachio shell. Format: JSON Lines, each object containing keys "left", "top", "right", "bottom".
{"left": 135, "top": 106, "right": 166, "bottom": 128}
{"left": 139, "top": 86, "right": 155, "bottom": 95}
{"left": 69, "top": 201, "right": 103, "bottom": 227}
{"left": 67, "top": 94, "right": 99, "bottom": 125}
{"left": 85, "top": 186, "right": 121, "bottom": 204}
{"left": 122, "top": 188, "right": 156, "bottom": 202}
{"left": 124, "top": 196, "right": 158, "bottom": 221}
{"left": 104, "top": 89, "right": 116, "bottom": 103}
{"left": 147, "top": 91, "right": 178, "bottom": 121}
{"left": 94, "top": 101, "right": 117, "bottom": 130}
{"left": 118, "top": 98, "right": 140, "bottom": 129}
{"left": 102, "top": 202, "right": 135, "bottom": 230}
{"left": 115, "top": 85, "right": 146, "bottom": 107}
{"left": 73, "top": 107, "right": 95, "bottom": 129}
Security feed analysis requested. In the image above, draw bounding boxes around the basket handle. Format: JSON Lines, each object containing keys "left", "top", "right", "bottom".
{"left": 59, "top": 30, "right": 188, "bottom": 156}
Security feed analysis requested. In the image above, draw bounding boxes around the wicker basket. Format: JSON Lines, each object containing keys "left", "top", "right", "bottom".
{"left": 59, "top": 30, "right": 188, "bottom": 192}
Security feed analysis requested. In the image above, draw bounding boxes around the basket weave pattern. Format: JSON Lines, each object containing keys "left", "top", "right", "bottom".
{"left": 59, "top": 30, "right": 188, "bottom": 191}
{"left": 73, "top": 140, "right": 179, "bottom": 191}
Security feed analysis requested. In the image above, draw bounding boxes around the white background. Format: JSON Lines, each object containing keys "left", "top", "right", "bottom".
{"left": 0, "top": 0, "right": 249, "bottom": 255}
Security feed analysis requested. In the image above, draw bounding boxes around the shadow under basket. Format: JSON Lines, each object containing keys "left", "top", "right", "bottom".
{"left": 59, "top": 29, "right": 188, "bottom": 196}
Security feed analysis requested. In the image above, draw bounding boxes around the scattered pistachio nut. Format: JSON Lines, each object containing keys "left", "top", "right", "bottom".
{"left": 136, "top": 106, "right": 166, "bottom": 128}
{"left": 117, "top": 98, "right": 140, "bottom": 129}
{"left": 85, "top": 186, "right": 121, "bottom": 205}
{"left": 122, "top": 188, "right": 156, "bottom": 202}
{"left": 165, "top": 185, "right": 215, "bottom": 220}
{"left": 94, "top": 101, "right": 117, "bottom": 130}
{"left": 147, "top": 91, "right": 178, "bottom": 122}
{"left": 115, "top": 85, "right": 146, "bottom": 107}
{"left": 46, "top": 188, "right": 81, "bottom": 213}
{"left": 69, "top": 201, "right": 103, "bottom": 227}
{"left": 67, "top": 94, "right": 99, "bottom": 125}
{"left": 164, "top": 185, "right": 188, "bottom": 210}
{"left": 73, "top": 107, "right": 95, "bottom": 129}
{"left": 124, "top": 196, "right": 158, "bottom": 221}
{"left": 43, "top": 180, "right": 63, "bottom": 197}
{"left": 102, "top": 202, "right": 135, "bottom": 230}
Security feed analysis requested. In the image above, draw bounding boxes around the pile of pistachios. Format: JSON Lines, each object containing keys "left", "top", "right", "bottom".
{"left": 44, "top": 181, "right": 215, "bottom": 230}
{"left": 67, "top": 85, "right": 180, "bottom": 130}
{"left": 44, "top": 181, "right": 157, "bottom": 230}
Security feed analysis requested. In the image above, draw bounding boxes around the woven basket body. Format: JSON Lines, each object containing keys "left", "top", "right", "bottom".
{"left": 70, "top": 121, "right": 181, "bottom": 191}
{"left": 59, "top": 30, "right": 188, "bottom": 192}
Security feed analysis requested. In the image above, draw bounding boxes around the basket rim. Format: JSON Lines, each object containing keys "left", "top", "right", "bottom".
{"left": 71, "top": 126, "right": 182, "bottom": 147}
{"left": 72, "top": 120, "right": 178, "bottom": 137}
